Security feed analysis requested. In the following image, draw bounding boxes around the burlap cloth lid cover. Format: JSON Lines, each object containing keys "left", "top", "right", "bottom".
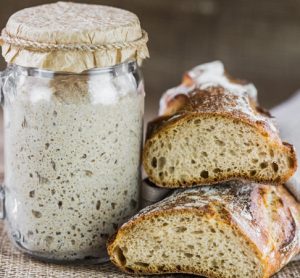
{"left": 0, "top": 1, "right": 149, "bottom": 73}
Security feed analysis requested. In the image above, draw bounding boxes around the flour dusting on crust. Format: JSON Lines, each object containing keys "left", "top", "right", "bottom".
{"left": 159, "top": 61, "right": 257, "bottom": 115}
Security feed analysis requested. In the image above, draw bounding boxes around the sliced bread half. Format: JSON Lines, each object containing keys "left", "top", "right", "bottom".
{"left": 143, "top": 86, "right": 297, "bottom": 188}
{"left": 108, "top": 181, "right": 300, "bottom": 278}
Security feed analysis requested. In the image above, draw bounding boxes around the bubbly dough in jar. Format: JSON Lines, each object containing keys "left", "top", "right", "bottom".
{"left": 4, "top": 73, "right": 143, "bottom": 260}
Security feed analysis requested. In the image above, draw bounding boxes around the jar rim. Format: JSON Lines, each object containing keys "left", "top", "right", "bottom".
{"left": 8, "top": 60, "right": 138, "bottom": 78}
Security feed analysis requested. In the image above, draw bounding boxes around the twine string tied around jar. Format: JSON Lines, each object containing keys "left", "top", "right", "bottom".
{"left": 0, "top": 29, "right": 148, "bottom": 57}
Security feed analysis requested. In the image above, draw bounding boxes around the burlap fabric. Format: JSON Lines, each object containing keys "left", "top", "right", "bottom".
{"left": 0, "top": 222, "right": 298, "bottom": 277}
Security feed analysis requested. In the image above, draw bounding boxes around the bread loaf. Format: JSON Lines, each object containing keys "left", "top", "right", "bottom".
{"left": 143, "top": 62, "right": 297, "bottom": 188}
{"left": 108, "top": 181, "right": 300, "bottom": 278}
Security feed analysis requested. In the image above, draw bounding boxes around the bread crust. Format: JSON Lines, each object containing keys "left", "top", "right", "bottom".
{"left": 143, "top": 87, "right": 297, "bottom": 187}
{"left": 107, "top": 181, "right": 300, "bottom": 278}
{"left": 159, "top": 60, "right": 258, "bottom": 116}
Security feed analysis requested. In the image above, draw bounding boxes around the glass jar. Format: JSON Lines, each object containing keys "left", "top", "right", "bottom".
{"left": 0, "top": 60, "right": 144, "bottom": 263}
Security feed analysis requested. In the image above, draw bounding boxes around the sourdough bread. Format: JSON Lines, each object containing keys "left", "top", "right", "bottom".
{"left": 143, "top": 82, "right": 297, "bottom": 188}
{"left": 108, "top": 181, "right": 300, "bottom": 278}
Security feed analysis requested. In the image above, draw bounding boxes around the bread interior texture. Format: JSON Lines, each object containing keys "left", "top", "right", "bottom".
{"left": 110, "top": 212, "right": 263, "bottom": 278}
{"left": 144, "top": 115, "right": 295, "bottom": 187}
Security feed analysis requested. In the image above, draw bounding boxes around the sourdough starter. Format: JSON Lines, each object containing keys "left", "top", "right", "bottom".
{"left": 4, "top": 73, "right": 143, "bottom": 261}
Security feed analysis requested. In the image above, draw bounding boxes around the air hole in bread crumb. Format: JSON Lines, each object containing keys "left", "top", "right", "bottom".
{"left": 250, "top": 170, "right": 257, "bottom": 176}
{"left": 202, "top": 152, "right": 208, "bottom": 157}
{"left": 176, "top": 226, "right": 187, "bottom": 232}
{"left": 213, "top": 168, "right": 222, "bottom": 173}
{"left": 114, "top": 246, "right": 126, "bottom": 266}
{"left": 269, "top": 149, "right": 274, "bottom": 157}
{"left": 252, "top": 159, "right": 258, "bottom": 164}
{"left": 260, "top": 162, "right": 268, "bottom": 169}
{"left": 191, "top": 159, "right": 196, "bottom": 164}
{"left": 200, "top": 171, "right": 209, "bottom": 179}
{"left": 194, "top": 119, "right": 201, "bottom": 124}
{"left": 272, "top": 162, "right": 279, "bottom": 172}
{"left": 151, "top": 157, "right": 157, "bottom": 168}
{"left": 192, "top": 230, "right": 203, "bottom": 234}
{"left": 135, "top": 262, "right": 149, "bottom": 267}
{"left": 169, "top": 167, "right": 175, "bottom": 173}
{"left": 184, "top": 253, "right": 193, "bottom": 258}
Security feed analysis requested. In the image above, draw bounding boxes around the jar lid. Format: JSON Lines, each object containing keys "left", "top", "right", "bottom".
{"left": 0, "top": 1, "right": 149, "bottom": 73}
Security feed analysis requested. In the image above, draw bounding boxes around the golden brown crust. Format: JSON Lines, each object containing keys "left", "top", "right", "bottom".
{"left": 150, "top": 87, "right": 280, "bottom": 141}
{"left": 107, "top": 182, "right": 300, "bottom": 277}
{"left": 159, "top": 61, "right": 258, "bottom": 116}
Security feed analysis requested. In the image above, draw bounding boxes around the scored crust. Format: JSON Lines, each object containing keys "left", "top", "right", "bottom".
{"left": 143, "top": 86, "right": 297, "bottom": 188}
{"left": 107, "top": 181, "right": 300, "bottom": 278}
